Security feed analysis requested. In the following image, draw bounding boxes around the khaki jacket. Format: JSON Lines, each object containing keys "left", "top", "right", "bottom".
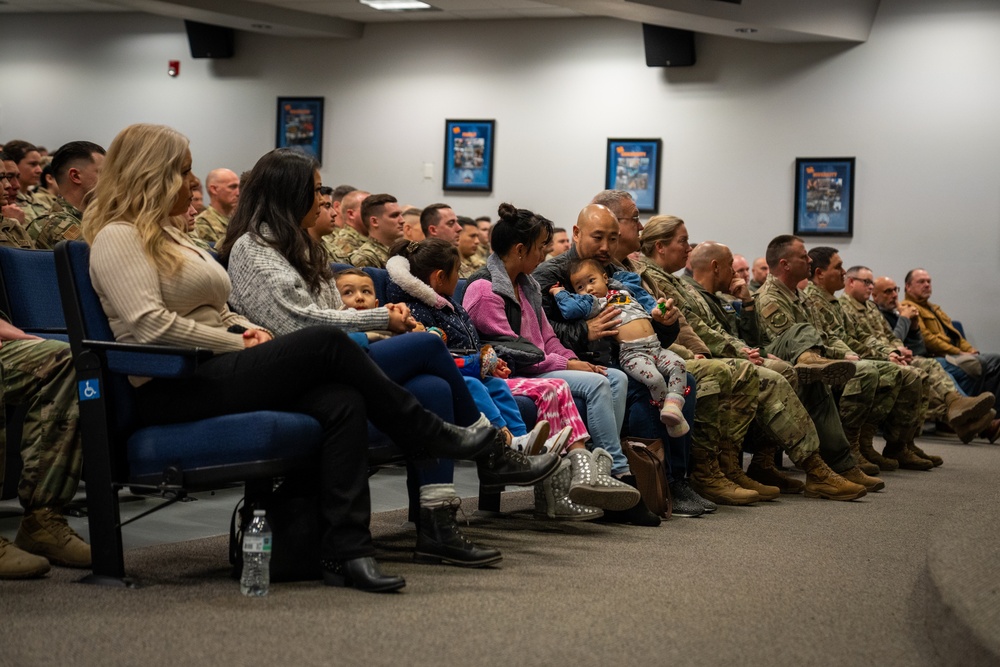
{"left": 900, "top": 297, "right": 973, "bottom": 355}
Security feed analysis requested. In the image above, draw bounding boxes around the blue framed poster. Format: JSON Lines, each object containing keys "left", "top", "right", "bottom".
{"left": 794, "top": 157, "right": 855, "bottom": 237}
{"left": 606, "top": 138, "right": 662, "bottom": 213}
{"left": 276, "top": 97, "right": 324, "bottom": 163}
{"left": 443, "top": 119, "right": 495, "bottom": 192}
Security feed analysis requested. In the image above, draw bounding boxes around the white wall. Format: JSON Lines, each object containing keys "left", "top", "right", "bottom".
{"left": 2, "top": 0, "right": 999, "bottom": 347}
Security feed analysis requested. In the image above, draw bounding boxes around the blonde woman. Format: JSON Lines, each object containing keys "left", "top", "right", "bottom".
{"left": 81, "top": 124, "right": 543, "bottom": 592}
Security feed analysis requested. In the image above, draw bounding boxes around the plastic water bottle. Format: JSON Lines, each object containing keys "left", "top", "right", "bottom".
{"left": 241, "top": 509, "right": 272, "bottom": 597}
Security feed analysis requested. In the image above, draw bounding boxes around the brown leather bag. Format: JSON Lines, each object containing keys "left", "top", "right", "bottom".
{"left": 621, "top": 437, "right": 672, "bottom": 519}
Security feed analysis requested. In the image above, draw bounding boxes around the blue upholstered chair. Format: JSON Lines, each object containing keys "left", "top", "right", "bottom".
{"left": 54, "top": 240, "right": 325, "bottom": 586}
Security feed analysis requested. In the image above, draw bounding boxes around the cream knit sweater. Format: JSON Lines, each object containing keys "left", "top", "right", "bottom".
{"left": 90, "top": 221, "right": 255, "bottom": 355}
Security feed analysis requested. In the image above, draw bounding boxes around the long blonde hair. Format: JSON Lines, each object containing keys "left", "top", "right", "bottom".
{"left": 639, "top": 215, "right": 686, "bottom": 258}
{"left": 82, "top": 123, "right": 190, "bottom": 275}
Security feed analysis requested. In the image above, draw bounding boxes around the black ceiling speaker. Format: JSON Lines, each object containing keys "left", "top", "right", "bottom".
{"left": 642, "top": 24, "right": 695, "bottom": 67}
{"left": 185, "top": 20, "right": 235, "bottom": 59}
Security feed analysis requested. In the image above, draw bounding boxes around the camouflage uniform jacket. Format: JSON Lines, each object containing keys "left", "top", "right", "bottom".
{"left": 756, "top": 275, "right": 846, "bottom": 359}
{"left": 630, "top": 258, "right": 721, "bottom": 358}
{"left": 31, "top": 187, "right": 59, "bottom": 211}
{"left": 459, "top": 252, "right": 486, "bottom": 279}
{"left": 349, "top": 238, "right": 390, "bottom": 269}
{"left": 799, "top": 282, "right": 859, "bottom": 359}
{"left": 328, "top": 225, "right": 367, "bottom": 265}
{"left": 838, "top": 294, "right": 903, "bottom": 359}
{"left": 26, "top": 197, "right": 83, "bottom": 249}
{"left": 193, "top": 206, "right": 229, "bottom": 246}
{"left": 683, "top": 278, "right": 772, "bottom": 356}
{"left": 0, "top": 217, "right": 35, "bottom": 249}
{"left": 15, "top": 191, "right": 49, "bottom": 226}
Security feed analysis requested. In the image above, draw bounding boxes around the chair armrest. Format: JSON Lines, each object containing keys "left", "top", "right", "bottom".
{"left": 80, "top": 339, "right": 215, "bottom": 378}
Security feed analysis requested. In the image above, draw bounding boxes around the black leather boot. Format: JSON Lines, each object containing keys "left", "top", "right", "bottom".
{"left": 429, "top": 421, "right": 498, "bottom": 461}
{"left": 322, "top": 557, "right": 405, "bottom": 592}
{"left": 596, "top": 474, "right": 662, "bottom": 527}
{"left": 477, "top": 433, "right": 561, "bottom": 489}
{"left": 414, "top": 505, "right": 502, "bottom": 568}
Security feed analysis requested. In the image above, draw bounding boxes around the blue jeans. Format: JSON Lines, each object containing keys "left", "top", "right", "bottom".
{"left": 935, "top": 358, "right": 971, "bottom": 396}
{"left": 625, "top": 372, "right": 696, "bottom": 483}
{"left": 369, "top": 333, "right": 479, "bottom": 487}
{"left": 538, "top": 368, "right": 629, "bottom": 474}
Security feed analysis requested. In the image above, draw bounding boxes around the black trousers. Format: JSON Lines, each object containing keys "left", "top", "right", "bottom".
{"left": 135, "top": 325, "right": 443, "bottom": 560}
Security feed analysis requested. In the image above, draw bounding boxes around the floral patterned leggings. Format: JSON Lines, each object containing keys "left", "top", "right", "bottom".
{"left": 619, "top": 334, "right": 687, "bottom": 406}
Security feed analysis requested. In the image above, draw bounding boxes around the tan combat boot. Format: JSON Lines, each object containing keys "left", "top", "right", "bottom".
{"left": 746, "top": 444, "right": 804, "bottom": 494}
{"left": 0, "top": 536, "right": 50, "bottom": 579}
{"left": 15, "top": 507, "right": 92, "bottom": 568}
{"left": 794, "top": 349, "right": 856, "bottom": 386}
{"left": 908, "top": 442, "right": 943, "bottom": 467}
{"left": 718, "top": 442, "right": 779, "bottom": 501}
{"left": 839, "top": 465, "right": 885, "bottom": 492}
{"left": 956, "top": 409, "right": 997, "bottom": 444}
{"left": 689, "top": 447, "right": 760, "bottom": 505}
{"left": 882, "top": 441, "right": 933, "bottom": 471}
{"left": 843, "top": 425, "right": 881, "bottom": 476}
{"left": 857, "top": 422, "right": 899, "bottom": 471}
{"left": 799, "top": 453, "right": 867, "bottom": 501}
{"left": 945, "top": 392, "right": 994, "bottom": 428}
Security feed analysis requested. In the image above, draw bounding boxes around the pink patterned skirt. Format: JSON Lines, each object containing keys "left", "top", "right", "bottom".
{"left": 504, "top": 376, "right": 589, "bottom": 452}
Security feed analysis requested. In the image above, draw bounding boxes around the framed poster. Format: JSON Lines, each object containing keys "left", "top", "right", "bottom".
{"left": 276, "top": 97, "right": 324, "bottom": 163}
{"left": 606, "top": 138, "right": 662, "bottom": 213}
{"left": 793, "top": 157, "right": 855, "bottom": 237}
{"left": 443, "top": 119, "right": 495, "bottom": 192}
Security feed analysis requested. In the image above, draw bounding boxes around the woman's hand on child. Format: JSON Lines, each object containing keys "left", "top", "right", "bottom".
{"left": 386, "top": 303, "right": 413, "bottom": 333}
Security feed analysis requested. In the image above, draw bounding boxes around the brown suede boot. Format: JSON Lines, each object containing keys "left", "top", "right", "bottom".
{"left": 945, "top": 392, "right": 995, "bottom": 428}
{"left": 883, "top": 441, "right": 933, "bottom": 471}
{"left": 839, "top": 465, "right": 886, "bottom": 492}
{"left": 794, "top": 350, "right": 856, "bottom": 386}
{"left": 15, "top": 507, "right": 91, "bottom": 568}
{"left": 857, "top": 422, "right": 899, "bottom": 471}
{"left": 0, "top": 536, "right": 50, "bottom": 579}
{"left": 799, "top": 453, "right": 867, "bottom": 501}
{"left": 843, "top": 425, "right": 881, "bottom": 476}
{"left": 957, "top": 409, "right": 997, "bottom": 444}
{"left": 718, "top": 442, "right": 780, "bottom": 500}
{"left": 689, "top": 447, "right": 760, "bottom": 506}
{"left": 908, "top": 442, "right": 943, "bottom": 467}
{"left": 746, "top": 444, "right": 804, "bottom": 494}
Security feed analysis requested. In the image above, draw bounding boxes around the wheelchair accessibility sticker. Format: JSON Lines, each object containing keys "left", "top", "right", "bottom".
{"left": 78, "top": 380, "right": 100, "bottom": 401}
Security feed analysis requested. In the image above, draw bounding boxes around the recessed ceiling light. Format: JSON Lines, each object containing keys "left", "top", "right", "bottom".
{"left": 359, "top": 0, "right": 433, "bottom": 10}
{"left": 735, "top": 27, "right": 758, "bottom": 34}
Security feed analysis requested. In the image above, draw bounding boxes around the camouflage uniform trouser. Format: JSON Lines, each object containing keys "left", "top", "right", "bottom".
{"left": 912, "top": 356, "right": 958, "bottom": 421}
{"left": 0, "top": 339, "right": 82, "bottom": 510}
{"left": 765, "top": 325, "right": 856, "bottom": 473}
{"left": 838, "top": 360, "right": 925, "bottom": 442}
{"left": 752, "top": 359, "right": 820, "bottom": 466}
{"left": 686, "top": 358, "right": 758, "bottom": 454}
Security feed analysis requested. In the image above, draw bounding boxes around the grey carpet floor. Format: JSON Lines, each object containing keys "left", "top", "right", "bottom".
{"left": 1, "top": 435, "right": 998, "bottom": 667}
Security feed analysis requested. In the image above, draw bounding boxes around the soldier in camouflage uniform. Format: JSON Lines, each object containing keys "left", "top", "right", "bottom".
{"left": 458, "top": 217, "right": 485, "bottom": 279}
{"left": 0, "top": 169, "right": 35, "bottom": 249}
{"left": 27, "top": 196, "right": 83, "bottom": 249}
{"left": 636, "top": 224, "right": 868, "bottom": 501}
{"left": 193, "top": 167, "right": 240, "bottom": 246}
{"left": 350, "top": 194, "right": 404, "bottom": 269}
{"left": 27, "top": 141, "right": 106, "bottom": 249}
{"left": 329, "top": 189, "right": 371, "bottom": 264}
{"left": 2, "top": 141, "right": 50, "bottom": 226}
{"left": 0, "top": 318, "right": 90, "bottom": 578}
{"left": 839, "top": 265, "right": 993, "bottom": 454}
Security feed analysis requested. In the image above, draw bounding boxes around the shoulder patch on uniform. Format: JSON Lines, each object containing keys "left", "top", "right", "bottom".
{"left": 760, "top": 301, "right": 780, "bottom": 318}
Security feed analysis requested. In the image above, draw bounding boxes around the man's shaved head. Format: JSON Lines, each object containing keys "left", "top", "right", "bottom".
{"left": 689, "top": 241, "right": 731, "bottom": 272}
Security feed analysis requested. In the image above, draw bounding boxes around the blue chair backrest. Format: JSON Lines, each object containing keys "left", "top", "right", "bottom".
{"left": 58, "top": 242, "right": 118, "bottom": 347}
{"left": 0, "top": 246, "right": 67, "bottom": 340}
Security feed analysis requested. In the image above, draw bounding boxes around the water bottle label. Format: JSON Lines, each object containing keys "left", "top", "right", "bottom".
{"left": 243, "top": 535, "right": 272, "bottom": 553}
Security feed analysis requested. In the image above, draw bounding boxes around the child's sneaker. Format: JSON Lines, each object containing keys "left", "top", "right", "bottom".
{"left": 660, "top": 397, "right": 690, "bottom": 437}
{"left": 510, "top": 420, "right": 550, "bottom": 456}
{"left": 542, "top": 425, "right": 573, "bottom": 455}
